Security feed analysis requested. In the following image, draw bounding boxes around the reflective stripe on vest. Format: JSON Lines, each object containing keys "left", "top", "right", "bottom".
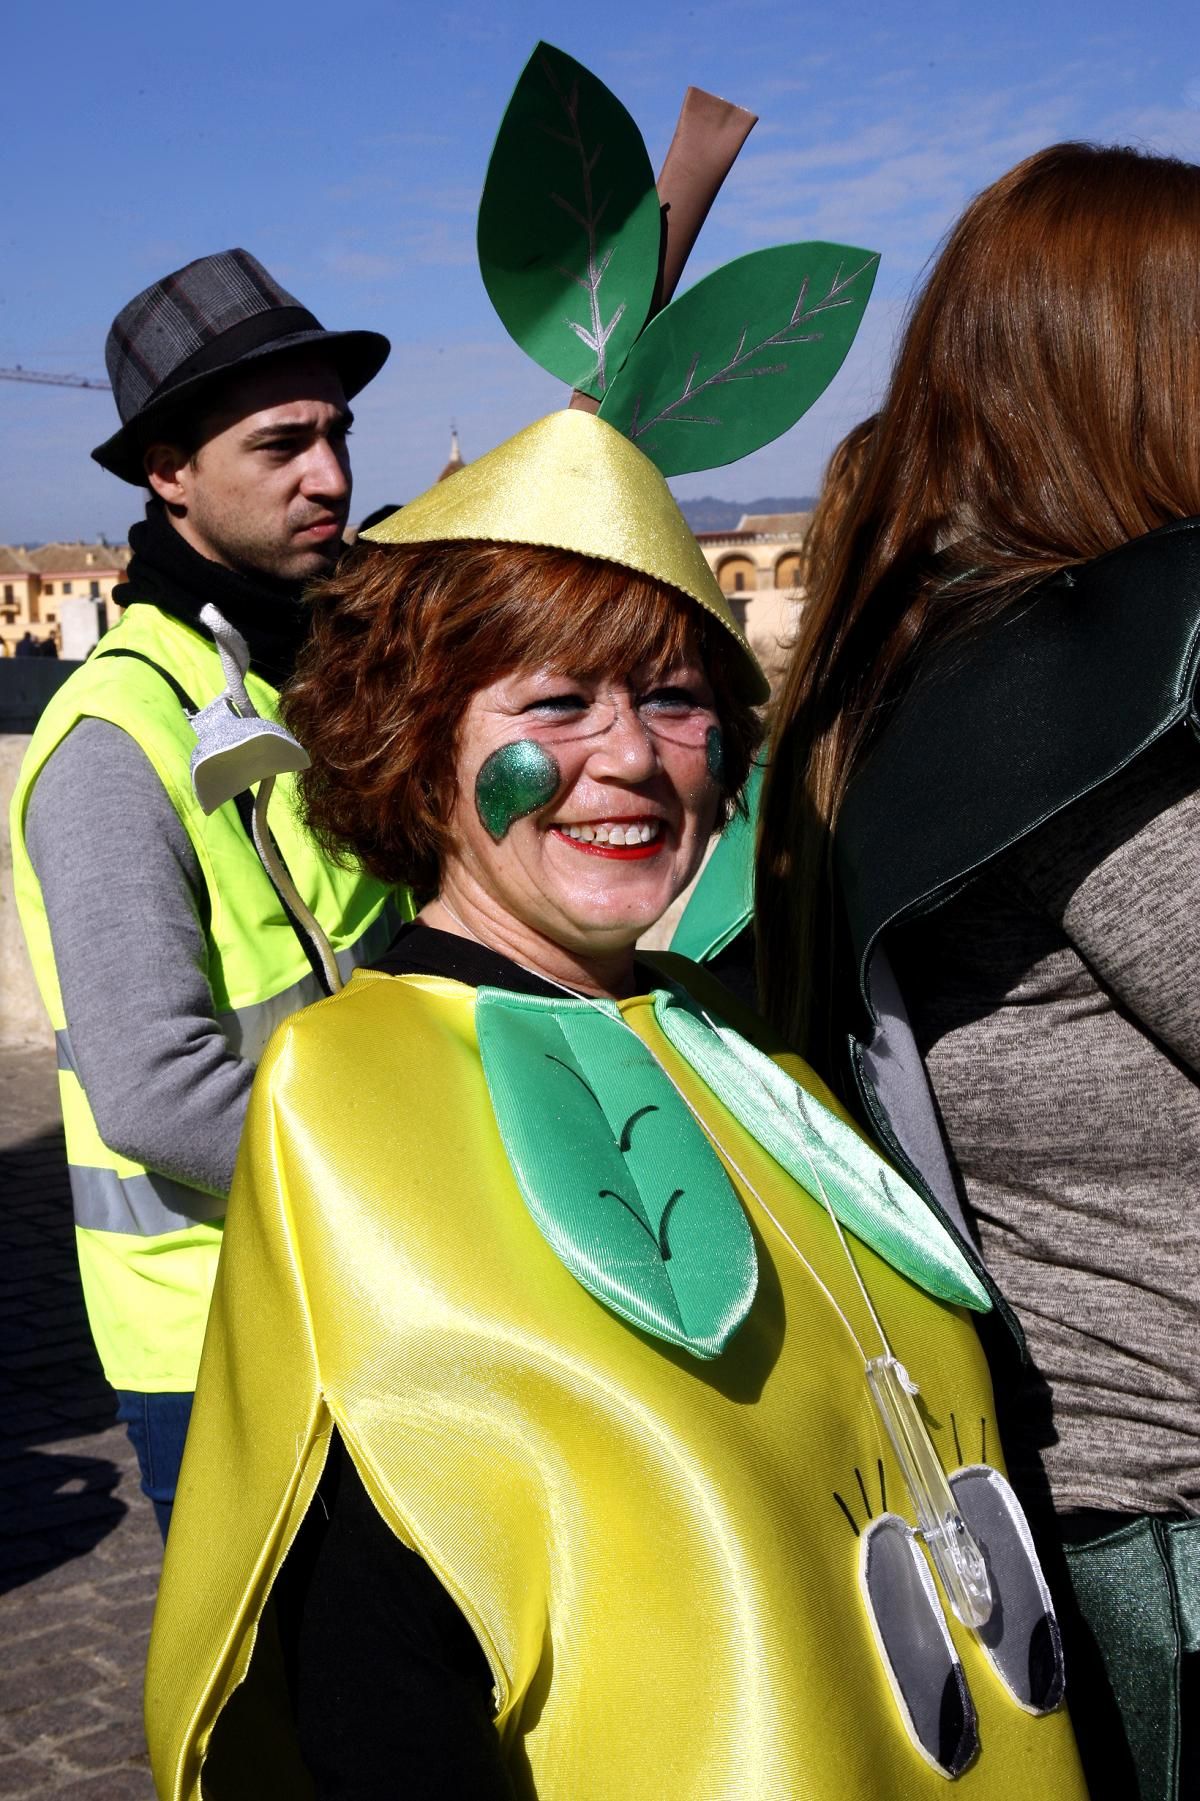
{"left": 217, "top": 899, "right": 402, "bottom": 1059}
{"left": 54, "top": 896, "right": 406, "bottom": 1233}
{"left": 68, "top": 1164, "right": 221, "bottom": 1236}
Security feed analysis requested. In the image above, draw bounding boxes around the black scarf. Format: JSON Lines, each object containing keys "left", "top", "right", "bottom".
{"left": 112, "top": 501, "right": 311, "bottom": 690}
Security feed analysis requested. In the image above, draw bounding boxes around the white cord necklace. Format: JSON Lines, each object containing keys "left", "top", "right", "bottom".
{"left": 433, "top": 893, "right": 995, "bottom": 1628}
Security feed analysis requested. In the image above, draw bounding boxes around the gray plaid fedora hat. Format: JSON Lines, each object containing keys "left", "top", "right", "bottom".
{"left": 92, "top": 248, "right": 390, "bottom": 484}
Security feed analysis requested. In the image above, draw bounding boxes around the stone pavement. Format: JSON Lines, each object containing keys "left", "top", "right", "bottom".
{"left": 0, "top": 1039, "right": 159, "bottom": 1798}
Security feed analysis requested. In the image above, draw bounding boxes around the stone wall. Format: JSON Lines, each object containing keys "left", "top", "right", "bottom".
{"left": 0, "top": 732, "right": 50, "bottom": 1045}
{"left": 0, "top": 660, "right": 82, "bottom": 1042}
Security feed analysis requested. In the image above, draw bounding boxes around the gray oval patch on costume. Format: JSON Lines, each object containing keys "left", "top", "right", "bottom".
{"left": 860, "top": 1513, "right": 978, "bottom": 1779}
{"left": 949, "top": 1466, "right": 1066, "bottom": 1714}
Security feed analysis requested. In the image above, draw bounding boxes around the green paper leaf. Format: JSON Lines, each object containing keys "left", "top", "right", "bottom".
{"left": 476, "top": 989, "right": 758, "bottom": 1359}
{"left": 598, "top": 243, "right": 880, "bottom": 475}
{"left": 477, "top": 41, "right": 663, "bottom": 399}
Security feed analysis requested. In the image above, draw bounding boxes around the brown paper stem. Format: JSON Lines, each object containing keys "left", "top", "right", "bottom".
{"left": 569, "top": 85, "right": 757, "bottom": 414}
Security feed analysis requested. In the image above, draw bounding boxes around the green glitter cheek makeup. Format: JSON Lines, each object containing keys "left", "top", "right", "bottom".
{"left": 475, "top": 740, "right": 563, "bottom": 841}
{"left": 705, "top": 726, "right": 727, "bottom": 785}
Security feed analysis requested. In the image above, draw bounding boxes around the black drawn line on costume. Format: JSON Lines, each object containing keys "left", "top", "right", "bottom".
{"left": 657, "top": 1188, "right": 684, "bottom": 1258}
{"left": 980, "top": 1417, "right": 987, "bottom": 1462}
{"left": 619, "top": 1104, "right": 659, "bottom": 1152}
{"left": 544, "top": 1057, "right": 659, "bottom": 1158}
{"left": 546, "top": 1053, "right": 603, "bottom": 1109}
{"left": 836, "top": 1456, "right": 892, "bottom": 1535}
{"left": 833, "top": 1491, "right": 860, "bottom": 1536}
{"left": 950, "top": 1412, "right": 963, "bottom": 1465}
{"left": 878, "top": 1167, "right": 903, "bottom": 1214}
{"left": 598, "top": 1186, "right": 684, "bottom": 1261}
{"left": 545, "top": 1051, "right": 680, "bottom": 1255}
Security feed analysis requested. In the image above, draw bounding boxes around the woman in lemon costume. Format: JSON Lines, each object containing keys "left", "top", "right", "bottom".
{"left": 143, "top": 408, "right": 1087, "bottom": 1800}
{"left": 147, "top": 44, "right": 1085, "bottom": 1799}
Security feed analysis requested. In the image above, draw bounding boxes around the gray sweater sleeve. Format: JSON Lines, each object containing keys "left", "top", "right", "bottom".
{"left": 25, "top": 717, "right": 253, "bottom": 1204}
{"left": 1010, "top": 725, "right": 1200, "bottom": 1074}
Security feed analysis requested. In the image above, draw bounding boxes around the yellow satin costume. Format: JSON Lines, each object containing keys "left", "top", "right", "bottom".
{"left": 145, "top": 959, "right": 1086, "bottom": 1799}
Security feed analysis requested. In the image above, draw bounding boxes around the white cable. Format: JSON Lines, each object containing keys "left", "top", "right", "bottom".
{"left": 695, "top": 996, "right": 895, "bottom": 1362}
{"left": 435, "top": 894, "right": 994, "bottom": 1628}
{"left": 253, "top": 777, "right": 343, "bottom": 995}
{"left": 434, "top": 895, "right": 873, "bottom": 1362}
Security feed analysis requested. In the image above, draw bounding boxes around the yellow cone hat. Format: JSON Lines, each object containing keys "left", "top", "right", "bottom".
{"left": 361, "top": 410, "right": 769, "bottom": 703}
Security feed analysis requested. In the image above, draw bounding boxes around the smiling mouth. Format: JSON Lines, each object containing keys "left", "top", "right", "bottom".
{"left": 551, "top": 819, "right": 665, "bottom": 859}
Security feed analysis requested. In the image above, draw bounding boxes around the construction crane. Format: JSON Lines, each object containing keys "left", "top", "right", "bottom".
{"left": 0, "top": 366, "right": 111, "bottom": 391}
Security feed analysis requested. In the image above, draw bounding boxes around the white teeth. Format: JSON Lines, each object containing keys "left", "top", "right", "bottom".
{"left": 559, "top": 821, "right": 661, "bottom": 845}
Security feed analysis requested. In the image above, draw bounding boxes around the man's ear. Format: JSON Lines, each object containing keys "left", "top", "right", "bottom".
{"left": 143, "top": 440, "right": 194, "bottom": 507}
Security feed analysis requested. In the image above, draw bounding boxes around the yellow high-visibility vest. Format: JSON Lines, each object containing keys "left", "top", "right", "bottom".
{"left": 10, "top": 604, "right": 410, "bottom": 1392}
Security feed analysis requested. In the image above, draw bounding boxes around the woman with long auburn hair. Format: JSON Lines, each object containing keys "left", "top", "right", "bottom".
{"left": 759, "top": 141, "right": 1200, "bottom": 1798}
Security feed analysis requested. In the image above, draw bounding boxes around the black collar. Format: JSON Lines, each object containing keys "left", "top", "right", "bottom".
{"left": 836, "top": 515, "right": 1200, "bottom": 1014}
{"left": 374, "top": 920, "right": 660, "bottom": 999}
{"left": 112, "top": 500, "right": 311, "bottom": 690}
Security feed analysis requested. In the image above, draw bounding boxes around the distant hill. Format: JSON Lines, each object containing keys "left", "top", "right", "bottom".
{"left": 675, "top": 495, "right": 815, "bottom": 533}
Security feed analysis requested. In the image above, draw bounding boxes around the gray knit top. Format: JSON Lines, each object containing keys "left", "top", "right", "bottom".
{"left": 891, "top": 726, "right": 1200, "bottom": 1516}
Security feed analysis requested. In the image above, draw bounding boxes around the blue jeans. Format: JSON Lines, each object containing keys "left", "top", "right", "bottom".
{"left": 114, "top": 1390, "right": 194, "bottom": 1541}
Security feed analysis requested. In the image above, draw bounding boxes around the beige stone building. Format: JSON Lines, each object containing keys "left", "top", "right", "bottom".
{"left": 0, "top": 541, "right": 130, "bottom": 656}
{"left": 0, "top": 548, "right": 40, "bottom": 654}
{"left": 693, "top": 512, "right": 810, "bottom": 690}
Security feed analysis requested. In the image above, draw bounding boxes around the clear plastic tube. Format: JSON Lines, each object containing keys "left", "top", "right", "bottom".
{"left": 866, "top": 1354, "right": 993, "bottom": 1628}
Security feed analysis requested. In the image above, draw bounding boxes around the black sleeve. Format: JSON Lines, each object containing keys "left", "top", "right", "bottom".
{"left": 274, "top": 1430, "right": 516, "bottom": 1800}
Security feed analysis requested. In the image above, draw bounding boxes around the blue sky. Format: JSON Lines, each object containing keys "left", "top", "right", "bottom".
{"left": 2, "top": 0, "right": 1198, "bottom": 543}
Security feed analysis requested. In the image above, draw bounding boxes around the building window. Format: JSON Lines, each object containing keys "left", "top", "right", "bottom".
{"left": 717, "top": 555, "right": 756, "bottom": 597}
{"left": 2, "top": 585, "right": 12, "bottom": 603}
{"left": 44, "top": 583, "right": 54, "bottom": 596}
{"left": 63, "top": 581, "right": 73, "bottom": 595}
{"left": 89, "top": 580, "right": 101, "bottom": 598}
{"left": 46, "top": 613, "right": 56, "bottom": 625}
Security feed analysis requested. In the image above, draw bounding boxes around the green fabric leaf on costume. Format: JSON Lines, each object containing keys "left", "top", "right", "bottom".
{"left": 477, "top": 42, "right": 663, "bottom": 399}
{"left": 597, "top": 243, "right": 879, "bottom": 475}
{"left": 651, "top": 990, "right": 991, "bottom": 1312}
{"left": 670, "top": 762, "right": 762, "bottom": 962}
{"left": 475, "top": 988, "right": 758, "bottom": 1359}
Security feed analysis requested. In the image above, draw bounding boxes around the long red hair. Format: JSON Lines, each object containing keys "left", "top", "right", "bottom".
{"left": 758, "top": 141, "right": 1200, "bottom": 1063}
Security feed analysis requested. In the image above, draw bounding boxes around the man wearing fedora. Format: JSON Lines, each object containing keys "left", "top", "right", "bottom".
{"left": 10, "top": 250, "right": 406, "bottom": 1536}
